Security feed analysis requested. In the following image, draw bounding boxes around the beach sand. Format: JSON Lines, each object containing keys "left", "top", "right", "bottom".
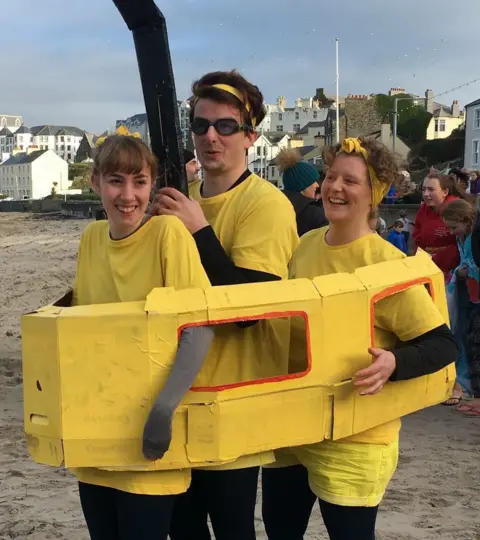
{"left": 0, "top": 212, "right": 479, "bottom": 540}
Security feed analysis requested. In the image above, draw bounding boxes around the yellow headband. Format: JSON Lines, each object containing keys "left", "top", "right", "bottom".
{"left": 194, "top": 83, "right": 256, "bottom": 128}
{"left": 339, "top": 138, "right": 390, "bottom": 208}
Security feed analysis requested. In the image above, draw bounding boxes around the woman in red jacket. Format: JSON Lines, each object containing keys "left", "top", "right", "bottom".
{"left": 414, "top": 173, "right": 467, "bottom": 405}
{"left": 414, "top": 173, "right": 465, "bottom": 277}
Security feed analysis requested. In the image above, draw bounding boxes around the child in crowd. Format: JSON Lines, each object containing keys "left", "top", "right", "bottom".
{"left": 369, "top": 209, "right": 386, "bottom": 235}
{"left": 387, "top": 220, "right": 408, "bottom": 254}
{"left": 398, "top": 209, "right": 414, "bottom": 247}
{"left": 442, "top": 199, "right": 480, "bottom": 416}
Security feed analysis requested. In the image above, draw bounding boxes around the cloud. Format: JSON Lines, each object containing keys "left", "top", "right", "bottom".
{"left": 1, "top": 0, "right": 479, "bottom": 132}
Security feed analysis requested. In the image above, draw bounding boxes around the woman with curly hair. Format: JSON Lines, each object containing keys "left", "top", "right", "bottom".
{"left": 262, "top": 137, "right": 457, "bottom": 540}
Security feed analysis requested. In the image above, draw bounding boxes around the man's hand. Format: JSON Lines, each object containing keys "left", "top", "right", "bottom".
{"left": 150, "top": 187, "right": 209, "bottom": 234}
{"left": 456, "top": 265, "right": 468, "bottom": 279}
{"left": 354, "top": 348, "right": 396, "bottom": 396}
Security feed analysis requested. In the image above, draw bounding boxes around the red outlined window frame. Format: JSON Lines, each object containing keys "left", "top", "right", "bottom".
{"left": 369, "top": 277, "right": 435, "bottom": 348}
{"left": 177, "top": 310, "right": 312, "bottom": 392}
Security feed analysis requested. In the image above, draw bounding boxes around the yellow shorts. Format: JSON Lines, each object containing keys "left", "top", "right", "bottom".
{"left": 272, "top": 438, "right": 399, "bottom": 507}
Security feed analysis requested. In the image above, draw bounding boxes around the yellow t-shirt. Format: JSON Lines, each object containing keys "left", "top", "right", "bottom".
{"left": 284, "top": 227, "right": 445, "bottom": 506}
{"left": 72, "top": 215, "right": 211, "bottom": 495}
{"left": 190, "top": 174, "right": 299, "bottom": 386}
{"left": 189, "top": 174, "right": 299, "bottom": 470}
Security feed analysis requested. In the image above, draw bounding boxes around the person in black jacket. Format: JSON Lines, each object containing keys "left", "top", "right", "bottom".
{"left": 278, "top": 148, "right": 328, "bottom": 236}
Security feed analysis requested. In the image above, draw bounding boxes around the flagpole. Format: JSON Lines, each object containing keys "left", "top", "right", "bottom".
{"left": 335, "top": 38, "right": 340, "bottom": 143}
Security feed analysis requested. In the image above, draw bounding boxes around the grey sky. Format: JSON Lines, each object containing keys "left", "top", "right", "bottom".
{"left": 1, "top": 0, "right": 479, "bottom": 132}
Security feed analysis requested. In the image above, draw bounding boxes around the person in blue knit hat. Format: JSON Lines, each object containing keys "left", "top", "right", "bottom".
{"left": 278, "top": 148, "right": 327, "bottom": 236}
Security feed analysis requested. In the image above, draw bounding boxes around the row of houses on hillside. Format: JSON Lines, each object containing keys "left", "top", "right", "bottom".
{"left": 253, "top": 123, "right": 410, "bottom": 188}
{"left": 0, "top": 123, "right": 85, "bottom": 163}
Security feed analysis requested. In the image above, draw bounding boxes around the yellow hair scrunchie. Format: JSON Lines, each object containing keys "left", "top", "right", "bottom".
{"left": 339, "top": 137, "right": 391, "bottom": 208}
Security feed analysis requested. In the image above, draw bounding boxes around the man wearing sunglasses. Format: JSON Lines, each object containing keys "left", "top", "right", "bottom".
{"left": 151, "top": 70, "right": 299, "bottom": 540}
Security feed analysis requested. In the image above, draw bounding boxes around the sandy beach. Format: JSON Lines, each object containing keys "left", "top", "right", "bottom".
{"left": 0, "top": 212, "right": 479, "bottom": 540}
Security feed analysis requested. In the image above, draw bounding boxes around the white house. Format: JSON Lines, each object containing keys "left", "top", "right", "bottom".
{"left": 13, "top": 126, "right": 33, "bottom": 151}
{"left": 257, "top": 103, "right": 281, "bottom": 131}
{"left": 247, "top": 132, "right": 293, "bottom": 177}
{"left": 29, "top": 125, "right": 85, "bottom": 163}
{"left": 0, "top": 149, "right": 69, "bottom": 200}
{"left": 0, "top": 114, "right": 23, "bottom": 133}
{"left": 270, "top": 97, "right": 330, "bottom": 133}
{"left": 464, "top": 98, "right": 480, "bottom": 170}
{"left": 0, "top": 128, "right": 14, "bottom": 155}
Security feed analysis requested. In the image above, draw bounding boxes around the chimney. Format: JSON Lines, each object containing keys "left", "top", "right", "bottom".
{"left": 425, "top": 89, "right": 434, "bottom": 114}
{"left": 452, "top": 100, "right": 460, "bottom": 118}
{"left": 295, "top": 97, "right": 302, "bottom": 108}
{"left": 276, "top": 96, "right": 286, "bottom": 111}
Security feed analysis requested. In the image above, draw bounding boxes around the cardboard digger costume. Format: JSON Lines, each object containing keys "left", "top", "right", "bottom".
{"left": 22, "top": 1, "right": 456, "bottom": 537}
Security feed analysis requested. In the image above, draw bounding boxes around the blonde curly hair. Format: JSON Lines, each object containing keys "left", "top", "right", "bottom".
{"left": 322, "top": 137, "right": 401, "bottom": 191}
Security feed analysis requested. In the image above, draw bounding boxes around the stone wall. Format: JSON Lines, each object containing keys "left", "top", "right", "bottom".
{"left": 344, "top": 96, "right": 383, "bottom": 138}
{"left": 61, "top": 200, "right": 102, "bottom": 218}
{"left": 0, "top": 199, "right": 63, "bottom": 213}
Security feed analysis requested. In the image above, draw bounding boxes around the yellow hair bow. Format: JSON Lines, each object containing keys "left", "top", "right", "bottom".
{"left": 339, "top": 138, "right": 390, "bottom": 208}
{"left": 194, "top": 83, "right": 256, "bottom": 128}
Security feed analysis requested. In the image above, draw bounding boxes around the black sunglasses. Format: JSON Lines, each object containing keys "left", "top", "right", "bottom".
{"left": 191, "top": 117, "right": 253, "bottom": 136}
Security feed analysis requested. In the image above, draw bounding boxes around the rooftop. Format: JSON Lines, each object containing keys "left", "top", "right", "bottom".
{"left": 465, "top": 98, "right": 480, "bottom": 109}
{"left": 30, "top": 125, "right": 84, "bottom": 137}
{"left": 0, "top": 149, "right": 49, "bottom": 166}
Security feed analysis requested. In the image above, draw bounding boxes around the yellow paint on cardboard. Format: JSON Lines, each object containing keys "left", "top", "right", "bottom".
{"left": 21, "top": 251, "right": 454, "bottom": 470}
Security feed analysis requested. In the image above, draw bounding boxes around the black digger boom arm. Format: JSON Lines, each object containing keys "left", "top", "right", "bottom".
{"left": 112, "top": 0, "right": 188, "bottom": 194}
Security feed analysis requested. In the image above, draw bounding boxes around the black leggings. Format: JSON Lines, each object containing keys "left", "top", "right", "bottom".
{"left": 169, "top": 467, "right": 259, "bottom": 540}
{"left": 78, "top": 482, "right": 176, "bottom": 540}
{"left": 262, "top": 465, "right": 378, "bottom": 540}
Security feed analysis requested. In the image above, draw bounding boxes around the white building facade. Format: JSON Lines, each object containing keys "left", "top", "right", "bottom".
{"left": 0, "top": 149, "right": 69, "bottom": 199}
{"left": 30, "top": 126, "right": 84, "bottom": 163}
{"left": 247, "top": 133, "right": 291, "bottom": 174}
{"left": 0, "top": 115, "right": 23, "bottom": 133}
{"left": 269, "top": 97, "right": 328, "bottom": 133}
{"left": 464, "top": 98, "right": 480, "bottom": 170}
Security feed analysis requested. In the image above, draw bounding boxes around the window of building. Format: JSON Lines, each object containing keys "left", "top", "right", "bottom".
{"left": 435, "top": 119, "right": 446, "bottom": 132}
{"left": 276, "top": 125, "right": 283, "bottom": 132}
{"left": 475, "top": 108, "right": 480, "bottom": 130}
{"left": 278, "top": 113, "right": 283, "bottom": 121}
{"left": 313, "top": 111, "right": 318, "bottom": 119}
{"left": 473, "top": 140, "right": 480, "bottom": 166}
{"left": 295, "top": 112, "right": 300, "bottom": 120}
{"left": 293, "top": 124, "right": 300, "bottom": 132}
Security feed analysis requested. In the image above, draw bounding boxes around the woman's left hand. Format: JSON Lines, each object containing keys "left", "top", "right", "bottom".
{"left": 354, "top": 348, "right": 396, "bottom": 395}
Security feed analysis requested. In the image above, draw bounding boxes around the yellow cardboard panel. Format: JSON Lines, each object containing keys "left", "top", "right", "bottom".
{"left": 186, "top": 388, "right": 331, "bottom": 463}
{"left": 22, "top": 253, "right": 453, "bottom": 471}
{"left": 22, "top": 315, "right": 62, "bottom": 440}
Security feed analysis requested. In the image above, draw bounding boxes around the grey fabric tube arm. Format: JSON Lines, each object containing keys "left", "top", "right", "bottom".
{"left": 142, "top": 325, "right": 214, "bottom": 461}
